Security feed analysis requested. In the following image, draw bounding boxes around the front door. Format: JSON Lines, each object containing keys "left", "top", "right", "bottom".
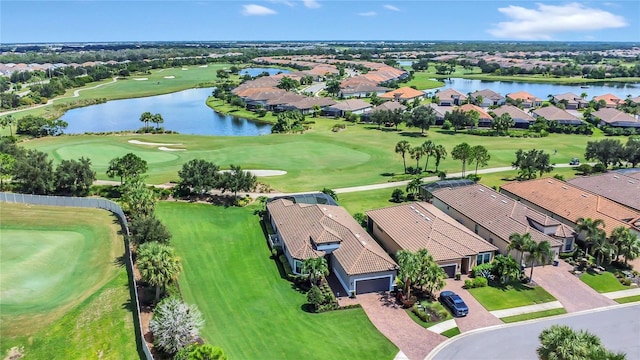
{"left": 461, "top": 257, "right": 470, "bottom": 274}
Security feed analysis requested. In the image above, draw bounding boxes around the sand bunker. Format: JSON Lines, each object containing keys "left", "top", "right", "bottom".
{"left": 128, "top": 140, "right": 183, "bottom": 146}
{"left": 133, "top": 77, "right": 148, "bottom": 81}
{"left": 220, "top": 169, "right": 287, "bottom": 177}
{"left": 199, "top": 65, "right": 208, "bottom": 68}
{"left": 182, "top": 68, "right": 188, "bottom": 71}
{"left": 163, "top": 76, "right": 175, "bottom": 79}
{"left": 158, "top": 147, "right": 186, "bottom": 151}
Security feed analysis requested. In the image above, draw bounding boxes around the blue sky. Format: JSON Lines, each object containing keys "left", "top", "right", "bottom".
{"left": 1, "top": 1, "right": 638, "bottom": 43}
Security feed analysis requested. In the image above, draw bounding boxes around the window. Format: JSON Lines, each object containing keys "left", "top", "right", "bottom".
{"left": 564, "top": 238, "right": 573, "bottom": 252}
{"left": 474, "top": 224, "right": 479, "bottom": 234}
{"left": 294, "top": 260, "right": 303, "bottom": 274}
{"left": 476, "top": 252, "right": 492, "bottom": 266}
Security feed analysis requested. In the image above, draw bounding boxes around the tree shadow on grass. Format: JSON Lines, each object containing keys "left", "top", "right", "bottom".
{"left": 113, "top": 254, "right": 127, "bottom": 268}
{"left": 399, "top": 131, "right": 428, "bottom": 138}
{"left": 300, "top": 303, "right": 316, "bottom": 313}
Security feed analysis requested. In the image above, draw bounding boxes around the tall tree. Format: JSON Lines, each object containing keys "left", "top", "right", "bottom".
{"left": 406, "top": 177, "right": 423, "bottom": 198}
{"left": 12, "top": 149, "right": 54, "bottom": 194}
{"left": 0, "top": 115, "right": 16, "bottom": 137}
{"left": 120, "top": 176, "right": 157, "bottom": 217}
{"left": 149, "top": 298, "right": 203, "bottom": 355}
{"left": 140, "top": 111, "right": 153, "bottom": 132}
{"left": 491, "top": 113, "right": 514, "bottom": 135}
{"left": 508, "top": 232, "right": 533, "bottom": 267}
{"left": 585, "top": 139, "right": 625, "bottom": 168}
{"left": 137, "top": 241, "right": 182, "bottom": 302}
{"left": 396, "top": 250, "right": 420, "bottom": 300}
{"left": 218, "top": 165, "right": 257, "bottom": 199}
{"left": 421, "top": 140, "right": 435, "bottom": 172}
{"left": 302, "top": 257, "right": 329, "bottom": 286}
{"left": 151, "top": 113, "right": 164, "bottom": 130}
{"left": 177, "top": 159, "right": 220, "bottom": 195}
{"left": 575, "top": 217, "right": 606, "bottom": 255}
{"left": 409, "top": 146, "right": 425, "bottom": 172}
{"left": 492, "top": 255, "right": 522, "bottom": 284}
{"left": 395, "top": 140, "right": 411, "bottom": 174}
{"left": 408, "top": 106, "right": 436, "bottom": 134}
{"left": 451, "top": 142, "right": 473, "bottom": 177}
{"left": 325, "top": 80, "right": 341, "bottom": 97}
{"left": 538, "top": 325, "right": 627, "bottom": 360}
{"left": 415, "top": 248, "right": 446, "bottom": 298}
{"left": 321, "top": 188, "right": 338, "bottom": 202}
{"left": 433, "top": 144, "right": 447, "bottom": 172}
{"left": 470, "top": 145, "right": 490, "bottom": 175}
{"left": 445, "top": 109, "right": 475, "bottom": 132}
{"left": 277, "top": 77, "right": 299, "bottom": 91}
{"left": 129, "top": 215, "right": 172, "bottom": 246}
{"left": 623, "top": 136, "right": 640, "bottom": 167}
{"left": 54, "top": 157, "right": 96, "bottom": 196}
{"left": 512, "top": 149, "right": 553, "bottom": 180}
{"left": 0, "top": 153, "right": 15, "bottom": 190}
{"left": 524, "top": 240, "right": 553, "bottom": 283}
{"left": 106, "top": 153, "right": 148, "bottom": 184}
{"left": 612, "top": 227, "right": 640, "bottom": 265}
{"left": 590, "top": 232, "right": 614, "bottom": 267}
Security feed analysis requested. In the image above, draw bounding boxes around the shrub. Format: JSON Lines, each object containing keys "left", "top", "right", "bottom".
{"left": 442, "top": 120, "right": 452, "bottom": 130}
{"left": 411, "top": 305, "right": 430, "bottom": 322}
{"left": 623, "top": 278, "right": 632, "bottom": 286}
{"left": 592, "top": 163, "right": 607, "bottom": 173}
{"left": 471, "top": 262, "right": 494, "bottom": 278}
{"left": 576, "top": 163, "right": 592, "bottom": 175}
{"left": 391, "top": 188, "right": 405, "bottom": 203}
{"left": 454, "top": 272, "right": 461, "bottom": 280}
{"left": 149, "top": 298, "right": 204, "bottom": 355}
{"left": 353, "top": 212, "right": 367, "bottom": 227}
{"left": 464, "top": 279, "right": 474, "bottom": 288}
{"left": 559, "top": 251, "right": 574, "bottom": 260}
{"left": 465, "top": 277, "right": 488, "bottom": 289}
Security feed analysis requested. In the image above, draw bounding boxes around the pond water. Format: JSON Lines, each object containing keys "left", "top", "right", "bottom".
{"left": 239, "top": 67, "right": 290, "bottom": 77}
{"left": 61, "top": 87, "right": 272, "bottom": 136}
{"left": 433, "top": 78, "right": 639, "bottom": 100}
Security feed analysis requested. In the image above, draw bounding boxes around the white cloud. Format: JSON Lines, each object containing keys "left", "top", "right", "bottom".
{"left": 242, "top": 4, "right": 277, "bottom": 16}
{"left": 302, "top": 0, "right": 320, "bottom": 8}
{"left": 384, "top": 4, "right": 400, "bottom": 12}
{"left": 359, "top": 11, "right": 377, "bottom": 17}
{"left": 270, "top": 0, "right": 294, "bottom": 6}
{"left": 488, "top": 2, "right": 627, "bottom": 40}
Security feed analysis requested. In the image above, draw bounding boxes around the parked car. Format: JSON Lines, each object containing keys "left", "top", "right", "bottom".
{"left": 439, "top": 290, "right": 469, "bottom": 317}
{"left": 570, "top": 158, "right": 580, "bottom": 165}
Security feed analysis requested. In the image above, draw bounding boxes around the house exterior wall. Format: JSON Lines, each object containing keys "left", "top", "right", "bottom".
{"left": 331, "top": 255, "right": 395, "bottom": 294}
{"left": 370, "top": 220, "right": 402, "bottom": 256}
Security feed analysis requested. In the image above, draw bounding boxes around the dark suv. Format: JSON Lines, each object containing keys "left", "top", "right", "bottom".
{"left": 440, "top": 291, "right": 469, "bottom": 317}
{"left": 570, "top": 158, "right": 580, "bottom": 165}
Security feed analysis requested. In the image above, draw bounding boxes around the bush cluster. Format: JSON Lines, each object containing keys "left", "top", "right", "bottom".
{"left": 464, "top": 277, "right": 488, "bottom": 288}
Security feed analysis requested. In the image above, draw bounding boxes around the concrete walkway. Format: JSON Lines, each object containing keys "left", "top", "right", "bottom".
{"left": 489, "top": 300, "right": 564, "bottom": 318}
{"left": 426, "top": 319, "right": 457, "bottom": 334}
{"left": 602, "top": 287, "right": 640, "bottom": 299}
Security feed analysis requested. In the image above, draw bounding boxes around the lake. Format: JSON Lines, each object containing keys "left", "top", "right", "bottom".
{"left": 239, "top": 67, "right": 290, "bottom": 77}
{"left": 432, "top": 78, "right": 639, "bottom": 100}
{"left": 61, "top": 87, "right": 272, "bottom": 136}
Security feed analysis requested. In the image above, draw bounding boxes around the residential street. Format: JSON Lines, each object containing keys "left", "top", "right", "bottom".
{"left": 428, "top": 304, "right": 640, "bottom": 360}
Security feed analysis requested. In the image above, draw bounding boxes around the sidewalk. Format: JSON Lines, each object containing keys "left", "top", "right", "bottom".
{"left": 427, "top": 319, "right": 457, "bottom": 334}
{"left": 602, "top": 287, "right": 640, "bottom": 299}
{"left": 489, "top": 301, "right": 563, "bottom": 318}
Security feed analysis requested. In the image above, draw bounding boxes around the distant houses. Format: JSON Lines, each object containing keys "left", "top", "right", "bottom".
{"left": 437, "top": 88, "right": 467, "bottom": 106}
{"left": 491, "top": 105, "right": 535, "bottom": 128}
{"left": 591, "top": 108, "right": 640, "bottom": 128}
{"left": 470, "top": 89, "right": 505, "bottom": 107}
{"left": 553, "top": 92, "right": 589, "bottom": 109}
{"left": 506, "top": 91, "right": 543, "bottom": 108}
{"left": 532, "top": 105, "right": 583, "bottom": 126}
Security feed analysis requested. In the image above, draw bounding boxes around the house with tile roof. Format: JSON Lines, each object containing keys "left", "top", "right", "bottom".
{"left": 457, "top": 104, "right": 493, "bottom": 127}
{"left": 366, "top": 202, "right": 498, "bottom": 277}
{"left": 553, "top": 93, "right": 589, "bottom": 110}
{"left": 266, "top": 197, "right": 398, "bottom": 295}
{"left": 470, "top": 89, "right": 506, "bottom": 107}
{"left": 379, "top": 87, "right": 425, "bottom": 102}
{"left": 567, "top": 170, "right": 640, "bottom": 212}
{"left": 591, "top": 108, "right": 640, "bottom": 128}
{"left": 428, "top": 183, "right": 568, "bottom": 264}
{"left": 593, "top": 93, "right": 622, "bottom": 108}
{"left": 436, "top": 88, "right": 467, "bottom": 106}
{"left": 323, "top": 99, "right": 373, "bottom": 117}
{"left": 278, "top": 97, "right": 337, "bottom": 114}
{"left": 500, "top": 178, "right": 640, "bottom": 240}
{"left": 339, "top": 78, "right": 389, "bottom": 98}
{"left": 506, "top": 91, "right": 542, "bottom": 108}
{"left": 532, "top": 105, "right": 584, "bottom": 126}
{"left": 491, "top": 105, "right": 535, "bottom": 128}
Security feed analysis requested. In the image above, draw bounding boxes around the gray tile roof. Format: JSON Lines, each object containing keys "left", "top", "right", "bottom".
{"left": 568, "top": 171, "right": 640, "bottom": 211}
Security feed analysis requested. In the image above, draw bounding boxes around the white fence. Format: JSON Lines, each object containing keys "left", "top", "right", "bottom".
{"left": 0, "top": 192, "right": 152, "bottom": 360}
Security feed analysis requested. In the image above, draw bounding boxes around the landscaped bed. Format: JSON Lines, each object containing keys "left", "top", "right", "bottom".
{"left": 157, "top": 202, "right": 398, "bottom": 360}
{"left": 468, "top": 282, "right": 557, "bottom": 311}
{"left": 405, "top": 300, "right": 452, "bottom": 329}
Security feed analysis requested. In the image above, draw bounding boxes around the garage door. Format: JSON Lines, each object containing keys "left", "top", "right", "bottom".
{"left": 355, "top": 277, "right": 390, "bottom": 294}
{"left": 441, "top": 265, "right": 457, "bottom": 278}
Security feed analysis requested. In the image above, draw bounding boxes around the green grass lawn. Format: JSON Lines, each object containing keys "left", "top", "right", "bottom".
{"left": 500, "top": 308, "right": 567, "bottom": 323}
{"left": 0, "top": 203, "right": 137, "bottom": 359}
{"left": 441, "top": 327, "right": 461, "bottom": 338}
{"left": 580, "top": 272, "right": 629, "bottom": 293}
{"left": 468, "top": 282, "right": 557, "bottom": 311}
{"left": 156, "top": 202, "right": 398, "bottom": 360}
{"left": 338, "top": 186, "right": 407, "bottom": 215}
{"left": 22, "top": 122, "right": 615, "bottom": 193}
{"left": 615, "top": 295, "right": 640, "bottom": 304}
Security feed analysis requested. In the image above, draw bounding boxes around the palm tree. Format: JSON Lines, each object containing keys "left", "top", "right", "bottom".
{"left": 525, "top": 240, "right": 553, "bottom": 283}
{"left": 421, "top": 140, "right": 435, "bottom": 172}
{"left": 140, "top": 111, "right": 153, "bottom": 132}
{"left": 590, "top": 232, "right": 614, "bottom": 267}
{"left": 493, "top": 255, "right": 522, "bottom": 284}
{"left": 433, "top": 145, "right": 447, "bottom": 172}
{"left": 137, "top": 241, "right": 182, "bottom": 302}
{"left": 302, "top": 257, "right": 328, "bottom": 286}
{"left": 0, "top": 115, "right": 16, "bottom": 137}
{"left": 395, "top": 140, "right": 411, "bottom": 174}
{"left": 409, "top": 146, "right": 425, "bottom": 172}
{"left": 396, "top": 250, "right": 419, "bottom": 300}
{"left": 470, "top": 145, "right": 490, "bottom": 176}
{"left": 575, "top": 218, "right": 606, "bottom": 255}
{"left": 406, "top": 177, "right": 422, "bottom": 198}
{"left": 508, "top": 232, "right": 533, "bottom": 267}
{"left": 614, "top": 229, "right": 640, "bottom": 265}
{"left": 152, "top": 113, "right": 164, "bottom": 130}
{"left": 451, "top": 142, "right": 472, "bottom": 177}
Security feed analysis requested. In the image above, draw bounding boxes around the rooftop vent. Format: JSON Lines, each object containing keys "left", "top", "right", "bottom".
{"left": 479, "top": 188, "right": 485, "bottom": 192}
{"left": 410, "top": 206, "right": 415, "bottom": 210}
{"left": 501, "top": 200, "right": 508, "bottom": 204}
{"left": 425, "top": 217, "right": 431, "bottom": 221}
{"left": 562, "top": 186, "right": 567, "bottom": 190}
{"left": 581, "top": 194, "right": 588, "bottom": 198}
{"left": 547, "top": 180, "right": 554, "bottom": 184}
{"left": 328, "top": 214, "right": 333, "bottom": 218}
{"left": 629, "top": 180, "right": 635, "bottom": 184}
{"left": 491, "top": 195, "right": 496, "bottom": 199}
{"left": 355, "top": 233, "right": 361, "bottom": 238}
{"left": 613, "top": 175, "right": 619, "bottom": 179}
{"left": 360, "top": 240, "right": 367, "bottom": 246}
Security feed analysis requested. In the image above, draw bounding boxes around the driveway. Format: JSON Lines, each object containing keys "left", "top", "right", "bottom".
{"left": 441, "top": 278, "right": 503, "bottom": 333}
{"left": 338, "top": 292, "right": 446, "bottom": 360}
{"left": 530, "top": 260, "right": 616, "bottom": 313}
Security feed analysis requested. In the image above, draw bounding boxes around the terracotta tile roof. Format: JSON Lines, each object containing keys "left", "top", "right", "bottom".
{"left": 593, "top": 93, "right": 622, "bottom": 106}
{"left": 553, "top": 92, "right": 588, "bottom": 105}
{"left": 592, "top": 108, "right": 640, "bottom": 126}
{"left": 532, "top": 105, "right": 582, "bottom": 124}
{"left": 457, "top": 104, "right": 492, "bottom": 120}
{"left": 285, "top": 97, "right": 336, "bottom": 110}
{"left": 265, "top": 92, "right": 307, "bottom": 106}
{"left": 506, "top": 91, "right": 541, "bottom": 102}
{"left": 437, "top": 88, "right": 467, "bottom": 103}
{"left": 500, "top": 178, "right": 640, "bottom": 236}
{"left": 431, "top": 183, "right": 564, "bottom": 248}
{"left": 267, "top": 199, "right": 397, "bottom": 275}
{"left": 568, "top": 172, "right": 640, "bottom": 212}
{"left": 327, "top": 99, "right": 372, "bottom": 112}
{"left": 491, "top": 105, "right": 535, "bottom": 122}
{"left": 380, "top": 86, "right": 425, "bottom": 100}
{"left": 367, "top": 202, "right": 497, "bottom": 262}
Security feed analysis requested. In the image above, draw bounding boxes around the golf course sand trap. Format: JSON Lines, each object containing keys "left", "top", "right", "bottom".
{"left": 163, "top": 75, "right": 175, "bottom": 79}
{"left": 199, "top": 65, "right": 208, "bottom": 68}
{"left": 158, "top": 146, "right": 186, "bottom": 151}
{"left": 128, "top": 140, "right": 183, "bottom": 146}
{"left": 133, "top": 77, "right": 148, "bottom": 81}
{"left": 182, "top": 68, "right": 188, "bottom": 70}
{"left": 220, "top": 169, "right": 287, "bottom": 177}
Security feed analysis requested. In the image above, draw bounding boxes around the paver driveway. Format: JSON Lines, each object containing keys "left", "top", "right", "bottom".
{"left": 531, "top": 260, "right": 616, "bottom": 312}
{"left": 338, "top": 293, "right": 446, "bottom": 360}
{"left": 441, "top": 278, "right": 503, "bottom": 333}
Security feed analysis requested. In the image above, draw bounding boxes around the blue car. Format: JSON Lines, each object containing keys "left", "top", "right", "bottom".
{"left": 440, "top": 291, "right": 469, "bottom": 317}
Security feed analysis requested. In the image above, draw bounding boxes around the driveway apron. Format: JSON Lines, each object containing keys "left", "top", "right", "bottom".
{"left": 441, "top": 278, "right": 503, "bottom": 333}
